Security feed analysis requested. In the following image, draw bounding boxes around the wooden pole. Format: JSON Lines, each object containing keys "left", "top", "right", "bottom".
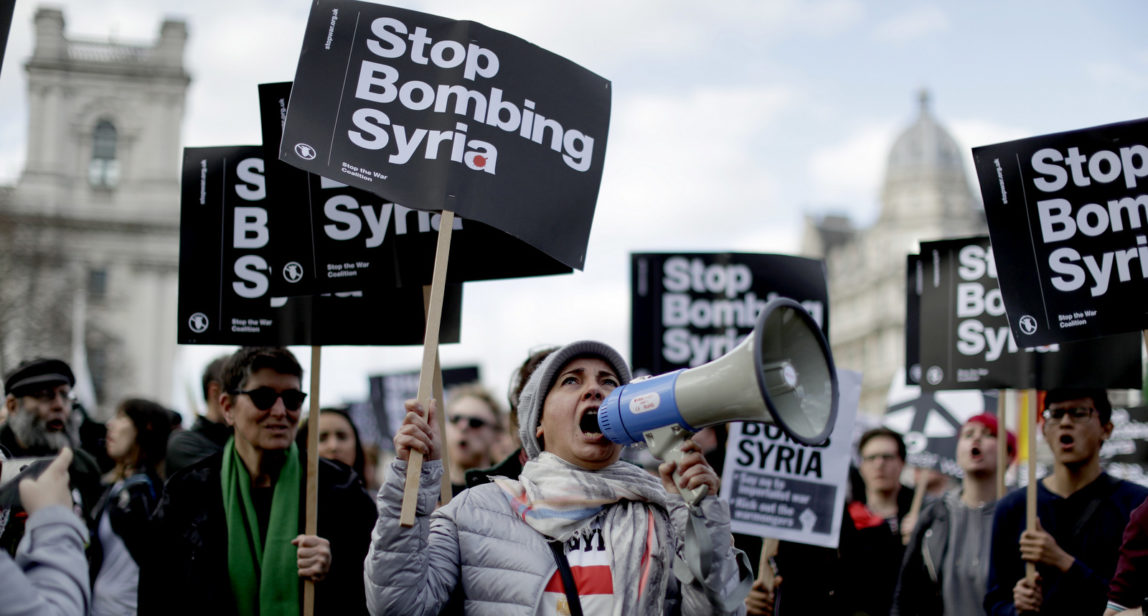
{"left": 400, "top": 211, "right": 456, "bottom": 527}
{"left": 1025, "top": 389, "right": 1038, "bottom": 581}
{"left": 903, "top": 467, "right": 927, "bottom": 545}
{"left": 424, "top": 285, "right": 451, "bottom": 506}
{"left": 757, "top": 538, "right": 779, "bottom": 590}
{"left": 303, "top": 346, "right": 321, "bottom": 616}
{"left": 997, "top": 390, "right": 1007, "bottom": 500}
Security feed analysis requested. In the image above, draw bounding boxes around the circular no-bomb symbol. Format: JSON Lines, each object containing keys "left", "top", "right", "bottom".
{"left": 1019, "top": 315, "right": 1038, "bottom": 335}
{"left": 283, "top": 262, "right": 304, "bottom": 283}
{"left": 188, "top": 312, "right": 209, "bottom": 333}
{"left": 294, "top": 143, "right": 317, "bottom": 160}
{"left": 925, "top": 366, "right": 943, "bottom": 386}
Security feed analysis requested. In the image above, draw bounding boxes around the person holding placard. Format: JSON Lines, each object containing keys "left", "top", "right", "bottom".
{"left": 984, "top": 388, "right": 1148, "bottom": 615}
{"left": 139, "top": 347, "right": 376, "bottom": 616}
{"left": 365, "top": 340, "right": 751, "bottom": 615}
{"left": 892, "top": 413, "right": 1015, "bottom": 615}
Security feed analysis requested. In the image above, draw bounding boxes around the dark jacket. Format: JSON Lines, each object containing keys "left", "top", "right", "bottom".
{"left": 165, "top": 416, "right": 231, "bottom": 477}
{"left": 985, "top": 473, "right": 1148, "bottom": 616}
{"left": 138, "top": 450, "right": 377, "bottom": 616}
{"left": 892, "top": 494, "right": 949, "bottom": 616}
{"left": 0, "top": 423, "right": 104, "bottom": 556}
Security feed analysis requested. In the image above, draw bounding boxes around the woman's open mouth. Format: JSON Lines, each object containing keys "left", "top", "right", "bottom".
{"left": 579, "top": 409, "right": 601, "bottom": 435}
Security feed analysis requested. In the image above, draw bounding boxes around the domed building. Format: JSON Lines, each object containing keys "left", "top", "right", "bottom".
{"left": 801, "top": 91, "right": 987, "bottom": 418}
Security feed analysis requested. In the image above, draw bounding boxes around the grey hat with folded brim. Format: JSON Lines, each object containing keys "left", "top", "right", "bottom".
{"left": 517, "top": 340, "right": 632, "bottom": 460}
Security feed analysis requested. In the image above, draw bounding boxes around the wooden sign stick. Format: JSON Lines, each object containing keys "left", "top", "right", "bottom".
{"left": 1025, "top": 388, "right": 1038, "bottom": 581}
{"left": 303, "top": 346, "right": 321, "bottom": 616}
{"left": 400, "top": 210, "right": 456, "bottom": 527}
{"left": 423, "top": 285, "right": 451, "bottom": 506}
{"left": 997, "top": 390, "right": 1007, "bottom": 500}
{"left": 757, "top": 537, "right": 779, "bottom": 590}
{"left": 903, "top": 467, "right": 927, "bottom": 545}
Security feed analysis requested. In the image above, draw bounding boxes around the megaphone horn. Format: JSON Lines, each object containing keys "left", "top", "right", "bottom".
{"left": 598, "top": 297, "right": 839, "bottom": 505}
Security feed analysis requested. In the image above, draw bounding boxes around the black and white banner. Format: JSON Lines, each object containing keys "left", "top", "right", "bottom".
{"left": 176, "top": 145, "right": 462, "bottom": 345}
{"left": 973, "top": 118, "right": 1148, "bottom": 345}
{"left": 917, "top": 236, "right": 1140, "bottom": 390}
{"left": 631, "top": 253, "right": 828, "bottom": 376}
{"left": 259, "top": 81, "right": 570, "bottom": 297}
{"left": 279, "top": 1, "right": 610, "bottom": 271}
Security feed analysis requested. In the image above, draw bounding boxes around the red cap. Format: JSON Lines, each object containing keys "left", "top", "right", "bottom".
{"left": 965, "top": 413, "right": 1016, "bottom": 461}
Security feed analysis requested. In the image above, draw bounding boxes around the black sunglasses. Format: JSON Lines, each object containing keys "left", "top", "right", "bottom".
{"left": 235, "top": 387, "right": 307, "bottom": 411}
{"left": 449, "top": 415, "right": 492, "bottom": 430}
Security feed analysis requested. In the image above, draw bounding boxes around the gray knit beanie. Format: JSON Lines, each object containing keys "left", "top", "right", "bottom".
{"left": 517, "top": 340, "right": 632, "bottom": 460}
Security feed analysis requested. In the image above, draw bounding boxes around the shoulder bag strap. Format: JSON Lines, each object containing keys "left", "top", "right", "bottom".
{"left": 548, "top": 539, "right": 585, "bottom": 616}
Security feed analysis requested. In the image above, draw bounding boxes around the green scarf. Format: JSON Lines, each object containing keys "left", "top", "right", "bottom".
{"left": 221, "top": 437, "right": 301, "bottom": 616}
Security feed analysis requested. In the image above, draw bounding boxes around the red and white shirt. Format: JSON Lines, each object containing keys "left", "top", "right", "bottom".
{"left": 541, "top": 519, "right": 614, "bottom": 615}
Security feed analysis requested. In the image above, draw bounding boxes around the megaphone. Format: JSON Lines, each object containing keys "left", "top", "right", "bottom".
{"left": 598, "top": 297, "right": 839, "bottom": 505}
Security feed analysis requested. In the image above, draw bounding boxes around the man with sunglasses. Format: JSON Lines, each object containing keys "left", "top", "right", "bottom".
{"left": 141, "top": 347, "right": 376, "bottom": 615}
{"left": 1, "top": 357, "right": 103, "bottom": 556}
{"left": 985, "top": 388, "right": 1148, "bottom": 616}
{"left": 443, "top": 383, "right": 503, "bottom": 496}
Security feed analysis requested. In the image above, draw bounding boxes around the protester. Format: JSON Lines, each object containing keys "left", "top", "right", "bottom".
{"left": 1, "top": 358, "right": 102, "bottom": 555}
{"left": 893, "top": 413, "right": 1016, "bottom": 615}
{"left": 294, "top": 406, "right": 368, "bottom": 486}
{"left": 1107, "top": 497, "right": 1148, "bottom": 615}
{"left": 443, "top": 383, "right": 502, "bottom": 495}
{"left": 140, "top": 347, "right": 376, "bottom": 615}
{"left": 90, "top": 398, "right": 172, "bottom": 616}
{"left": 985, "top": 388, "right": 1148, "bottom": 615}
{"left": 0, "top": 447, "right": 91, "bottom": 616}
{"left": 465, "top": 345, "right": 557, "bottom": 489}
{"left": 365, "top": 340, "right": 751, "bottom": 615}
{"left": 166, "top": 354, "right": 232, "bottom": 476}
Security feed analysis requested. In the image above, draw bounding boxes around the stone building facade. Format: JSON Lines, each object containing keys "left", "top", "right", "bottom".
{"left": 0, "top": 8, "right": 188, "bottom": 416}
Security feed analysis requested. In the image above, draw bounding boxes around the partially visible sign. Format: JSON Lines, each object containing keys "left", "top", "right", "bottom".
{"left": 367, "top": 365, "right": 481, "bottom": 445}
{"left": 1103, "top": 405, "right": 1148, "bottom": 489}
{"left": 905, "top": 255, "right": 922, "bottom": 386}
{"left": 0, "top": 1, "right": 15, "bottom": 79}
{"left": 720, "top": 370, "right": 860, "bottom": 549}
{"left": 973, "top": 118, "right": 1148, "bottom": 345}
{"left": 259, "top": 81, "right": 570, "bottom": 298}
{"left": 176, "top": 145, "right": 462, "bottom": 345}
{"left": 631, "top": 253, "right": 828, "bottom": 376}
{"left": 280, "top": 1, "right": 611, "bottom": 270}
{"left": 917, "top": 236, "right": 1141, "bottom": 390}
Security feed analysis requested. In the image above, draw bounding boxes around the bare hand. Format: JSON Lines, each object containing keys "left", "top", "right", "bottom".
{"left": 658, "top": 438, "right": 719, "bottom": 497}
{"left": 18, "top": 447, "right": 74, "bottom": 514}
{"left": 1020, "top": 518, "right": 1074, "bottom": 572}
{"left": 1012, "top": 573, "right": 1042, "bottom": 613}
{"left": 745, "top": 575, "right": 782, "bottom": 615}
{"left": 393, "top": 399, "right": 441, "bottom": 462}
{"left": 292, "top": 534, "right": 331, "bottom": 581}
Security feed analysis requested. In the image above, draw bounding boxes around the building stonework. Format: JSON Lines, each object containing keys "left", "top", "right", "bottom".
{"left": 0, "top": 8, "right": 188, "bottom": 417}
{"left": 802, "top": 92, "right": 987, "bottom": 418}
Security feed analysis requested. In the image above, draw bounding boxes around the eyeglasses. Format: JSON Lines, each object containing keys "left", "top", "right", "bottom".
{"left": 1042, "top": 406, "right": 1095, "bottom": 424}
{"left": 861, "top": 453, "right": 900, "bottom": 464}
{"left": 234, "top": 387, "right": 307, "bottom": 411}
{"left": 449, "top": 415, "right": 492, "bottom": 430}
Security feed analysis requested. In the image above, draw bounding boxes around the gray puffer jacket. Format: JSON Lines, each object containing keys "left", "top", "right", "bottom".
{"left": 365, "top": 460, "right": 748, "bottom": 616}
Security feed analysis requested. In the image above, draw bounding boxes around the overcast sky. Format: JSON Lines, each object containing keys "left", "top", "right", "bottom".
{"left": 2, "top": 1, "right": 1146, "bottom": 420}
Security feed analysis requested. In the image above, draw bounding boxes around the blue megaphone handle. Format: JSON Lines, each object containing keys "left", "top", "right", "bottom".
{"left": 598, "top": 370, "right": 696, "bottom": 445}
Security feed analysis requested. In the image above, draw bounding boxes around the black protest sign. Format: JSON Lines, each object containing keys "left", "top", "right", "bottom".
{"left": 176, "top": 145, "right": 462, "bottom": 345}
{"left": 280, "top": 1, "right": 610, "bottom": 271}
{"left": 367, "top": 365, "right": 480, "bottom": 445}
{"left": 917, "top": 236, "right": 1140, "bottom": 390}
{"left": 631, "top": 253, "right": 828, "bottom": 376}
{"left": 259, "top": 82, "right": 569, "bottom": 298}
{"left": 905, "top": 255, "right": 922, "bottom": 386}
{"left": 973, "top": 118, "right": 1148, "bottom": 346}
{"left": 0, "top": 1, "right": 14, "bottom": 80}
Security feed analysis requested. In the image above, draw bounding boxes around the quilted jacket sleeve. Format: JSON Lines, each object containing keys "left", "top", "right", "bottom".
{"left": 669, "top": 494, "right": 750, "bottom": 616}
{"left": 364, "top": 459, "right": 460, "bottom": 616}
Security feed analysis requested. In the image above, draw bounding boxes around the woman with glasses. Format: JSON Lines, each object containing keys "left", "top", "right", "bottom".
{"left": 140, "top": 347, "right": 377, "bottom": 616}
{"left": 90, "top": 397, "right": 172, "bottom": 616}
{"left": 443, "top": 383, "right": 503, "bottom": 495}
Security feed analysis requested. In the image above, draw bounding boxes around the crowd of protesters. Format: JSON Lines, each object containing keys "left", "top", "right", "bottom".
{"left": 1, "top": 345, "right": 1147, "bottom": 615}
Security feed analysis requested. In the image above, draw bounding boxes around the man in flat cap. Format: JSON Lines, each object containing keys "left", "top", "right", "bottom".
{"left": 1, "top": 357, "right": 102, "bottom": 555}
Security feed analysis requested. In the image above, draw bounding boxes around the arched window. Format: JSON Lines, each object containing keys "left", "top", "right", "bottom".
{"left": 89, "top": 119, "right": 119, "bottom": 188}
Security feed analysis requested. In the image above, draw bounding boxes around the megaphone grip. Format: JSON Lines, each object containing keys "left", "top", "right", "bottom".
{"left": 644, "top": 424, "right": 707, "bottom": 507}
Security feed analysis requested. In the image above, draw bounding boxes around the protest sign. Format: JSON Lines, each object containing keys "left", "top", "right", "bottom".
{"left": 917, "top": 236, "right": 1140, "bottom": 390}
{"left": 259, "top": 82, "right": 570, "bottom": 297}
{"left": 367, "top": 365, "right": 480, "bottom": 446}
{"left": 719, "top": 370, "right": 860, "bottom": 549}
{"left": 1103, "top": 405, "right": 1148, "bottom": 488}
{"left": 973, "top": 118, "right": 1148, "bottom": 345}
{"left": 905, "top": 255, "right": 922, "bottom": 386}
{"left": 631, "top": 253, "right": 828, "bottom": 376}
{"left": 279, "top": 1, "right": 610, "bottom": 271}
{"left": 885, "top": 369, "right": 997, "bottom": 476}
{"left": 176, "top": 145, "right": 462, "bottom": 345}
{"left": 0, "top": 1, "right": 14, "bottom": 79}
